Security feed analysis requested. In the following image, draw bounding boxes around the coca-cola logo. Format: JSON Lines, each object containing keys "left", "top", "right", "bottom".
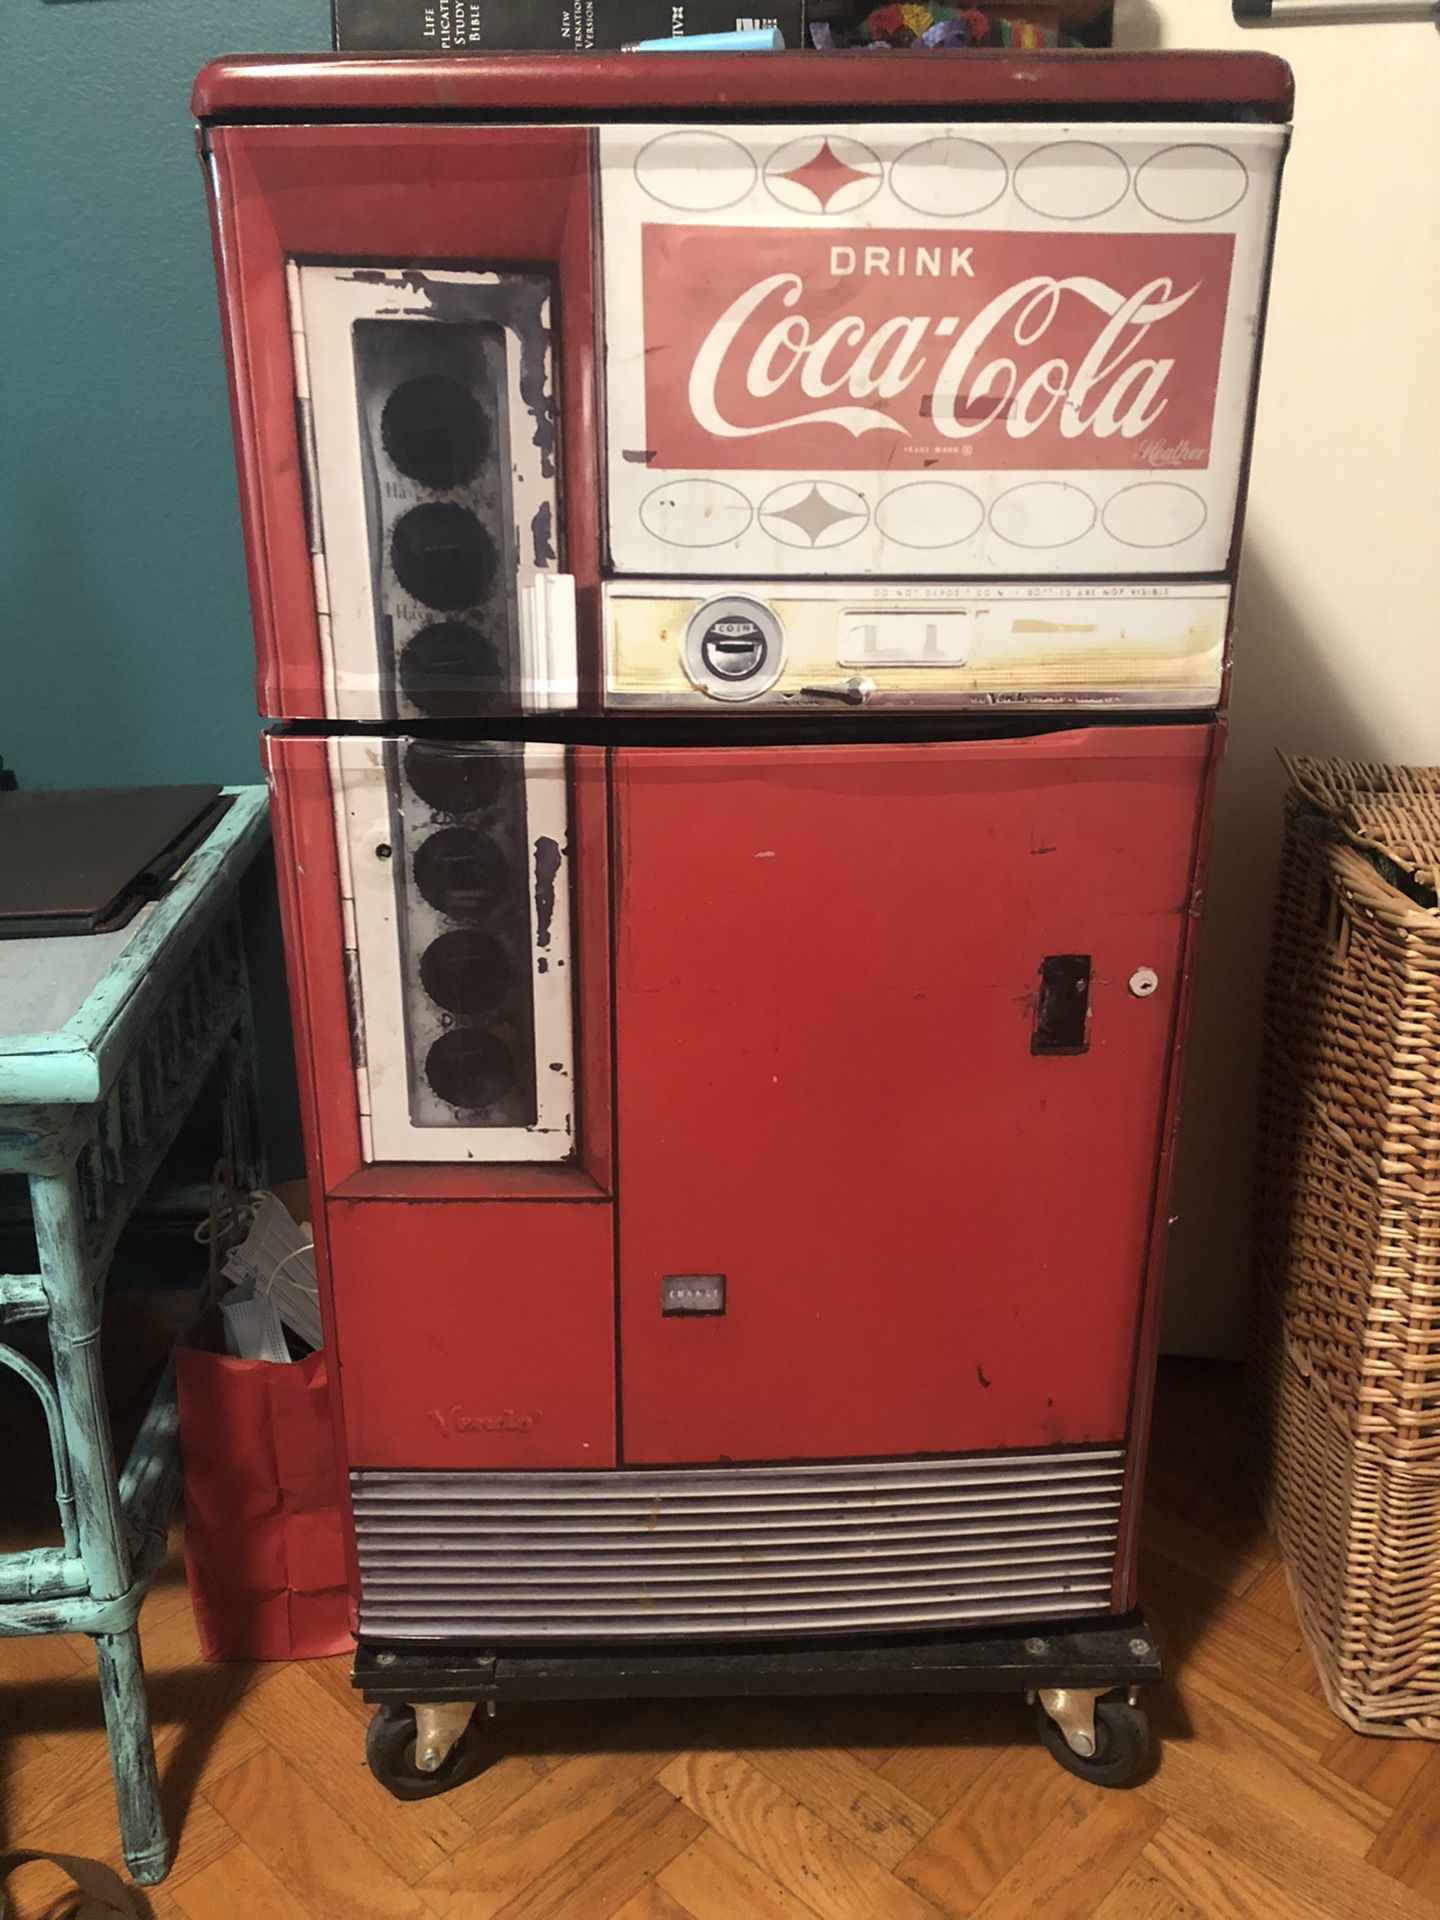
{"left": 640, "top": 226, "right": 1234, "bottom": 472}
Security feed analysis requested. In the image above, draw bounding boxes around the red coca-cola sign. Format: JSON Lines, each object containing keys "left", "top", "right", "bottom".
{"left": 640, "top": 225, "right": 1234, "bottom": 472}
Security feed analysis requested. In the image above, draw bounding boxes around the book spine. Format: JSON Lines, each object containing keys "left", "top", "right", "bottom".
{"left": 332, "top": 0, "right": 804, "bottom": 53}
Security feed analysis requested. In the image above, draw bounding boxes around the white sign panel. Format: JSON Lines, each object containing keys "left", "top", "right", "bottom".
{"left": 600, "top": 122, "right": 1285, "bottom": 577}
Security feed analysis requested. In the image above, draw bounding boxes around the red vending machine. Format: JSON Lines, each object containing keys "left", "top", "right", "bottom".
{"left": 195, "top": 49, "right": 1290, "bottom": 1794}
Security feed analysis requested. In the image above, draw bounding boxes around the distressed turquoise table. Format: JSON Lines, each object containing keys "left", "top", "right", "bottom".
{"left": 0, "top": 786, "right": 269, "bottom": 1884}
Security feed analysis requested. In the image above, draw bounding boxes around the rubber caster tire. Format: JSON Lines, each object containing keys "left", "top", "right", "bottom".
{"left": 1035, "top": 1697, "right": 1151, "bottom": 1788}
{"left": 365, "top": 1703, "right": 489, "bottom": 1801}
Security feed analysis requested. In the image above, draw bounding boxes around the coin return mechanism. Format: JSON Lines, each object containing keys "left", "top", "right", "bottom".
{"left": 838, "top": 609, "right": 972, "bottom": 668}
{"left": 609, "top": 581, "right": 1233, "bottom": 713}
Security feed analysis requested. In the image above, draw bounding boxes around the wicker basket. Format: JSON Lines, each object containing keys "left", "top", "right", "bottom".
{"left": 1251, "top": 757, "right": 1440, "bottom": 1739}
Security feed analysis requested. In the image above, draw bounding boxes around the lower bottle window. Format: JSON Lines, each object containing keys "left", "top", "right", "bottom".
{"left": 391, "top": 739, "right": 542, "bottom": 1131}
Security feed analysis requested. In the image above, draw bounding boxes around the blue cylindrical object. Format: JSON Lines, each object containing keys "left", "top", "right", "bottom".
{"left": 626, "top": 27, "right": 786, "bottom": 49}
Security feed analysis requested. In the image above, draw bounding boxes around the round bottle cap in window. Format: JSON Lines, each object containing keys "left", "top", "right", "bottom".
{"left": 682, "top": 596, "right": 784, "bottom": 701}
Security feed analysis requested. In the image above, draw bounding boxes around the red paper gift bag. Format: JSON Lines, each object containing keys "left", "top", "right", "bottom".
{"left": 175, "top": 1347, "right": 352, "bottom": 1660}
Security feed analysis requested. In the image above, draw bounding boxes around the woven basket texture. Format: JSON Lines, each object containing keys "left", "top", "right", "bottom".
{"left": 1251, "top": 757, "right": 1440, "bottom": 1738}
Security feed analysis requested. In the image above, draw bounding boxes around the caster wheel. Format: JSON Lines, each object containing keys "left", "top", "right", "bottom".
{"left": 365, "top": 1702, "right": 489, "bottom": 1801}
{"left": 1035, "top": 1696, "right": 1151, "bottom": 1788}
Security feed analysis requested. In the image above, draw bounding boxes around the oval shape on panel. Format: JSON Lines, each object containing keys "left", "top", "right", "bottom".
{"left": 758, "top": 480, "right": 870, "bottom": 550}
{"left": 763, "top": 135, "right": 883, "bottom": 216}
{"left": 875, "top": 481, "right": 986, "bottom": 550}
{"left": 633, "top": 130, "right": 757, "bottom": 213}
{"left": 1101, "top": 482, "right": 1208, "bottom": 549}
{"left": 1135, "top": 144, "right": 1249, "bottom": 223}
{"left": 639, "top": 478, "right": 753, "bottom": 548}
{"left": 989, "top": 482, "right": 1097, "bottom": 550}
{"left": 889, "top": 138, "right": 1008, "bottom": 218}
{"left": 1014, "top": 141, "right": 1130, "bottom": 221}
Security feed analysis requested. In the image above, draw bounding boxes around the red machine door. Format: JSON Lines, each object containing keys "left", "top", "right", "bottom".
{"left": 612, "top": 724, "right": 1212, "bottom": 1466}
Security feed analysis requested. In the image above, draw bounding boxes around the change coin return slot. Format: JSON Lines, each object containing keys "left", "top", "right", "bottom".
{"left": 661, "top": 1273, "right": 727, "bottom": 1316}
{"left": 838, "top": 609, "right": 973, "bottom": 668}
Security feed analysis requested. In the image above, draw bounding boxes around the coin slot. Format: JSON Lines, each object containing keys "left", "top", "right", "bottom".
{"left": 682, "top": 596, "right": 785, "bottom": 702}
{"left": 701, "top": 618, "right": 768, "bottom": 683}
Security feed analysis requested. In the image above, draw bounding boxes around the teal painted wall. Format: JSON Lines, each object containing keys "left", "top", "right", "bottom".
{"left": 2, "top": 2, "right": 328, "bottom": 1177}
{"left": 2, "top": 0, "right": 324, "bottom": 790}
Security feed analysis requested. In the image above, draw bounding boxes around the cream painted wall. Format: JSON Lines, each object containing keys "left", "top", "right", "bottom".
{"left": 1113, "top": 2, "right": 1440, "bottom": 1352}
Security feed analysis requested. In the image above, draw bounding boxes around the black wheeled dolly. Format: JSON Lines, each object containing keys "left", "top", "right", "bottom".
{"left": 353, "top": 1611, "right": 1162, "bottom": 1801}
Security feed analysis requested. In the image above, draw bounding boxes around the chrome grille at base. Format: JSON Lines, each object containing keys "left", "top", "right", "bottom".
{"left": 352, "top": 1449, "right": 1124, "bottom": 1641}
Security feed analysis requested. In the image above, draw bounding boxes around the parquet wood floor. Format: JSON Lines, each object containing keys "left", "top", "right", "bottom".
{"left": 3, "top": 1359, "right": 1438, "bottom": 1919}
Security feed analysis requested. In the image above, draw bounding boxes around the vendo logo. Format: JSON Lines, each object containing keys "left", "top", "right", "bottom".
{"left": 640, "top": 226, "right": 1234, "bottom": 472}
{"left": 428, "top": 1406, "right": 536, "bottom": 1437}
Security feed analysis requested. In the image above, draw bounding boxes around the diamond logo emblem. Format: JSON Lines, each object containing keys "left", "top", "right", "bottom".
{"left": 763, "top": 136, "right": 883, "bottom": 215}
{"left": 759, "top": 482, "right": 870, "bottom": 549}
{"left": 776, "top": 139, "right": 874, "bottom": 210}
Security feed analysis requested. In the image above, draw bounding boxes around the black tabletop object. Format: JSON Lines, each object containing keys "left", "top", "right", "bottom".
{"left": 0, "top": 786, "right": 230, "bottom": 938}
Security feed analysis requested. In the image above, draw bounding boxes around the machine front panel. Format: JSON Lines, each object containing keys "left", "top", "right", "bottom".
{"left": 328, "top": 1198, "right": 617, "bottom": 1472}
{"left": 612, "top": 724, "right": 1212, "bottom": 1467}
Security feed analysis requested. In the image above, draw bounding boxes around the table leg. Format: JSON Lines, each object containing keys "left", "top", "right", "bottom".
{"left": 32, "top": 1164, "right": 129, "bottom": 1598}
{"left": 96, "top": 1626, "right": 170, "bottom": 1884}
{"left": 32, "top": 1161, "right": 171, "bottom": 1883}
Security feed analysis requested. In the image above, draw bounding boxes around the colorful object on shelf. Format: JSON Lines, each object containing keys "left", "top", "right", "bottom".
{"left": 820, "top": 2, "right": 1066, "bottom": 46}
{"left": 919, "top": 14, "right": 981, "bottom": 43}
{"left": 991, "top": 10, "right": 1062, "bottom": 43}
{"left": 859, "top": 3, "right": 991, "bottom": 43}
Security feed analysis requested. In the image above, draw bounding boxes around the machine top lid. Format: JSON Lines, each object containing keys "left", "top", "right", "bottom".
{"left": 193, "top": 49, "right": 1292, "bottom": 127}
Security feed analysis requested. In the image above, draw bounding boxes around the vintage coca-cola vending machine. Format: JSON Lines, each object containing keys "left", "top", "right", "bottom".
{"left": 195, "top": 48, "right": 1289, "bottom": 1794}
